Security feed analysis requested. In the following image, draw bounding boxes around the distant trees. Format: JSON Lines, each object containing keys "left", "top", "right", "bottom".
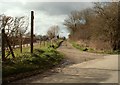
{"left": 64, "top": 2, "right": 119, "bottom": 51}
{"left": 47, "top": 25, "right": 60, "bottom": 39}
{"left": 64, "top": 8, "right": 94, "bottom": 41}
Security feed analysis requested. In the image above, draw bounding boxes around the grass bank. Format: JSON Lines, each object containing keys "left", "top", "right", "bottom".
{"left": 2, "top": 39, "right": 64, "bottom": 83}
{"left": 70, "top": 41, "right": 120, "bottom": 54}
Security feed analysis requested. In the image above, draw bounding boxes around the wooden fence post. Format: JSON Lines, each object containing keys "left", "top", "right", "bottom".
{"left": 2, "top": 29, "right": 5, "bottom": 61}
{"left": 31, "top": 11, "right": 34, "bottom": 53}
{"left": 20, "top": 33, "right": 22, "bottom": 53}
{"left": 4, "top": 33, "right": 15, "bottom": 58}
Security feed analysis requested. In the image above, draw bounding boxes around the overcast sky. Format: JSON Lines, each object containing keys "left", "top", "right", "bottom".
{"left": 0, "top": 0, "right": 118, "bottom": 37}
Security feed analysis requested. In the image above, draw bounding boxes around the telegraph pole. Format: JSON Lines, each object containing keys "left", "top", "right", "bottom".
{"left": 31, "top": 11, "right": 34, "bottom": 53}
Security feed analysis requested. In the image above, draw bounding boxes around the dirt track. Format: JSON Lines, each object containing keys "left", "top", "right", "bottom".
{"left": 12, "top": 41, "right": 119, "bottom": 83}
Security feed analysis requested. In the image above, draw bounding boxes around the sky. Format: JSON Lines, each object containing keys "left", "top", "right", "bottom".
{"left": 0, "top": 0, "right": 119, "bottom": 38}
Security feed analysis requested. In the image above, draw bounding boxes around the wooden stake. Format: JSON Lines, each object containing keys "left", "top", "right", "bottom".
{"left": 4, "top": 33, "right": 15, "bottom": 58}
{"left": 20, "top": 33, "right": 22, "bottom": 53}
{"left": 2, "top": 29, "right": 5, "bottom": 61}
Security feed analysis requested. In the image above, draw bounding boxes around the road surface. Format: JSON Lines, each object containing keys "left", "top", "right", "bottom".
{"left": 13, "top": 41, "right": 119, "bottom": 83}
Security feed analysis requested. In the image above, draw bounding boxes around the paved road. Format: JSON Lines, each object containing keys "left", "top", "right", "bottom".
{"left": 13, "top": 41, "right": 119, "bottom": 83}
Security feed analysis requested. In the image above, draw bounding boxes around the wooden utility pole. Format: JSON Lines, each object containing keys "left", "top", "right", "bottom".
{"left": 2, "top": 29, "right": 5, "bottom": 61}
{"left": 31, "top": 11, "right": 34, "bottom": 53}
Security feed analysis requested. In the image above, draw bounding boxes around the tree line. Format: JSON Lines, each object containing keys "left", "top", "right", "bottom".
{"left": 64, "top": 2, "right": 120, "bottom": 51}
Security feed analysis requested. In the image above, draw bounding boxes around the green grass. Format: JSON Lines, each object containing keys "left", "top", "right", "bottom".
{"left": 3, "top": 39, "right": 64, "bottom": 79}
{"left": 70, "top": 41, "right": 88, "bottom": 51}
{"left": 5, "top": 39, "right": 63, "bottom": 59}
{"left": 3, "top": 48, "right": 64, "bottom": 77}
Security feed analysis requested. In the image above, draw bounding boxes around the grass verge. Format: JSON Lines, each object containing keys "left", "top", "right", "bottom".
{"left": 2, "top": 40, "right": 64, "bottom": 83}
{"left": 70, "top": 41, "right": 120, "bottom": 54}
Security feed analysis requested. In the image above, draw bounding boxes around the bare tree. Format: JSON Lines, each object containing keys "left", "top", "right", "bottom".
{"left": 64, "top": 9, "right": 93, "bottom": 40}
{"left": 0, "top": 14, "right": 15, "bottom": 59}
{"left": 64, "top": 2, "right": 119, "bottom": 51}
{"left": 0, "top": 14, "right": 29, "bottom": 55}
{"left": 13, "top": 16, "right": 29, "bottom": 53}
{"left": 0, "top": 15, "right": 28, "bottom": 43}
{"left": 93, "top": 2, "right": 119, "bottom": 50}
{"left": 47, "top": 25, "right": 60, "bottom": 39}
{"left": 0, "top": 14, "right": 14, "bottom": 48}
{"left": 0, "top": 14, "right": 13, "bottom": 33}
